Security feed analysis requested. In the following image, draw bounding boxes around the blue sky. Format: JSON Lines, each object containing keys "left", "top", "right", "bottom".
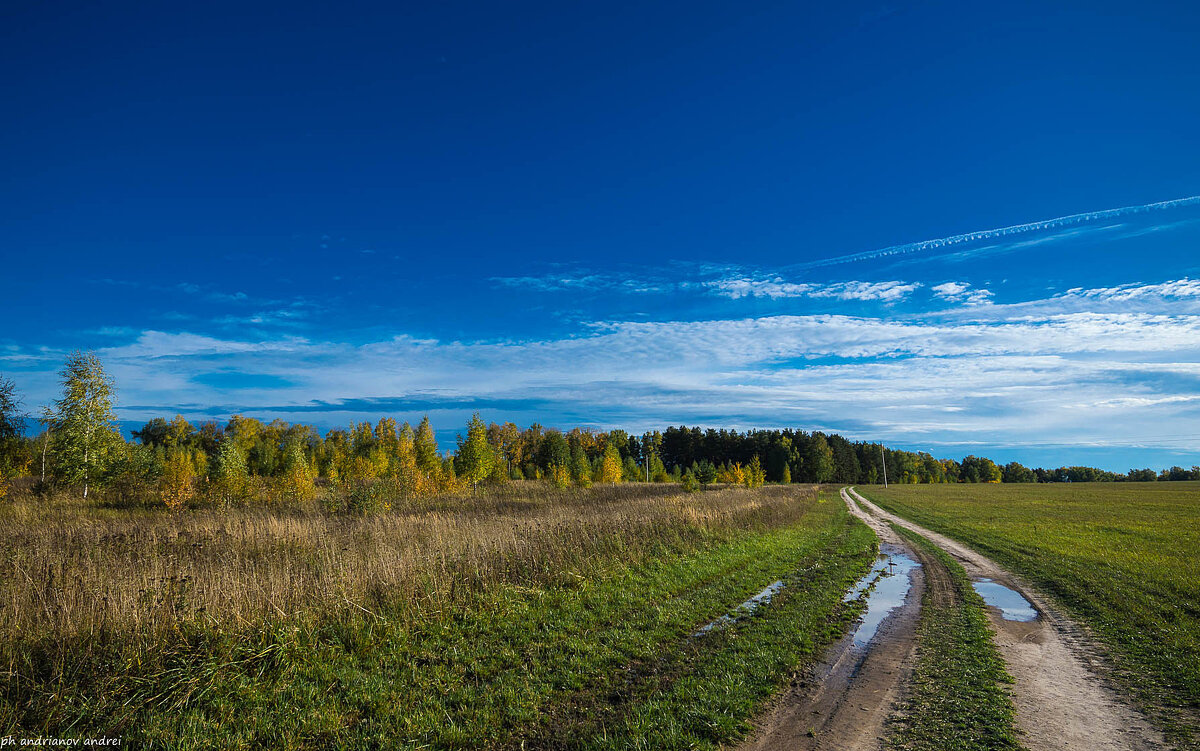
{"left": 3, "top": 1, "right": 1200, "bottom": 470}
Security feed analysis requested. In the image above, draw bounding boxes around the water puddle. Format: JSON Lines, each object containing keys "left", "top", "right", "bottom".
{"left": 693, "top": 580, "right": 785, "bottom": 635}
{"left": 843, "top": 554, "right": 891, "bottom": 601}
{"left": 845, "top": 548, "right": 920, "bottom": 647}
{"left": 972, "top": 578, "right": 1038, "bottom": 621}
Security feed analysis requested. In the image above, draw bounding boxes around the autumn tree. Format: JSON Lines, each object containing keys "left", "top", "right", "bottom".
{"left": 393, "top": 422, "right": 420, "bottom": 496}
{"left": 50, "top": 351, "right": 119, "bottom": 498}
{"left": 538, "top": 430, "right": 570, "bottom": 487}
{"left": 598, "top": 442, "right": 622, "bottom": 485}
{"left": 159, "top": 448, "right": 196, "bottom": 511}
{"left": 375, "top": 417, "right": 400, "bottom": 456}
{"left": 745, "top": 455, "right": 765, "bottom": 488}
{"left": 225, "top": 414, "right": 263, "bottom": 452}
{"left": 570, "top": 443, "right": 592, "bottom": 488}
{"left": 456, "top": 413, "right": 495, "bottom": 492}
{"left": 414, "top": 416, "right": 443, "bottom": 487}
{"left": 715, "top": 462, "right": 739, "bottom": 485}
{"left": 494, "top": 421, "right": 521, "bottom": 475}
{"left": 213, "top": 438, "right": 252, "bottom": 506}
{"left": 279, "top": 440, "right": 317, "bottom": 504}
{"left": 637, "top": 431, "right": 666, "bottom": 482}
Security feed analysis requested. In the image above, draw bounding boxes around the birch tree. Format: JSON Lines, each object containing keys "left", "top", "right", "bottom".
{"left": 456, "top": 413, "right": 495, "bottom": 492}
{"left": 598, "top": 442, "right": 622, "bottom": 486}
{"left": 50, "top": 351, "right": 119, "bottom": 498}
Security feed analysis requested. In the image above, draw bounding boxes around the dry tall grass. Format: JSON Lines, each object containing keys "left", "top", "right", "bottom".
{"left": 0, "top": 482, "right": 816, "bottom": 644}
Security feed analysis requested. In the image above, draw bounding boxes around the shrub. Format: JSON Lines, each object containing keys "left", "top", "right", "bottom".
{"left": 680, "top": 471, "right": 700, "bottom": 493}
{"left": 345, "top": 481, "right": 390, "bottom": 514}
{"left": 548, "top": 464, "right": 571, "bottom": 490}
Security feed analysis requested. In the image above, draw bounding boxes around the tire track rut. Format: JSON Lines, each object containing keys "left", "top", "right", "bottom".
{"left": 847, "top": 487, "right": 1168, "bottom": 751}
{"left": 737, "top": 489, "right": 938, "bottom": 751}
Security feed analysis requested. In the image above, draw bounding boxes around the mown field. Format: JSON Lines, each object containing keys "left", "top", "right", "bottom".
{"left": 863, "top": 481, "right": 1200, "bottom": 749}
{"left": 0, "top": 483, "right": 875, "bottom": 749}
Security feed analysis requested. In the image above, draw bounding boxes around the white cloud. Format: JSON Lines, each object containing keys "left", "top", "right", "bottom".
{"left": 704, "top": 278, "right": 920, "bottom": 302}
{"left": 810, "top": 280, "right": 922, "bottom": 302}
{"left": 1064, "top": 278, "right": 1200, "bottom": 302}
{"left": 4, "top": 307, "right": 1190, "bottom": 453}
{"left": 703, "top": 277, "right": 814, "bottom": 299}
{"left": 15, "top": 272, "right": 1200, "bottom": 460}
{"left": 931, "top": 281, "right": 994, "bottom": 305}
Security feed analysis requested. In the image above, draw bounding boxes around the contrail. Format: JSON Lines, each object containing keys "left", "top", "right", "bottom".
{"left": 786, "top": 194, "right": 1200, "bottom": 272}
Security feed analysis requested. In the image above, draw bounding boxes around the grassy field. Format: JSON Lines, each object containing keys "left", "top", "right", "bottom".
{"left": 862, "top": 482, "right": 1200, "bottom": 749}
{"left": 888, "top": 524, "right": 1021, "bottom": 751}
{"left": 0, "top": 482, "right": 875, "bottom": 749}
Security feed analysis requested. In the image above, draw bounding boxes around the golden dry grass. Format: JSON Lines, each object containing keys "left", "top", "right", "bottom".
{"left": 0, "top": 481, "right": 813, "bottom": 644}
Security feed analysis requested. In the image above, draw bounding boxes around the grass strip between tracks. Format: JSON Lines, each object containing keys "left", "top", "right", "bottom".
{"left": 888, "top": 523, "right": 1023, "bottom": 751}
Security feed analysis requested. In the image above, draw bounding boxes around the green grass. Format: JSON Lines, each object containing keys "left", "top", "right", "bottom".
{"left": 863, "top": 482, "right": 1200, "bottom": 749}
{"left": 887, "top": 524, "right": 1022, "bottom": 751}
{"left": 2, "top": 489, "right": 875, "bottom": 749}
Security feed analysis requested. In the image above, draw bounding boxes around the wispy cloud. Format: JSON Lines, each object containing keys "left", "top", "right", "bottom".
{"left": 495, "top": 268, "right": 924, "bottom": 305}
{"left": 706, "top": 278, "right": 920, "bottom": 302}
{"left": 490, "top": 272, "right": 669, "bottom": 294}
{"left": 1064, "top": 278, "right": 1200, "bottom": 302}
{"left": 702, "top": 277, "right": 814, "bottom": 299}
{"left": 786, "top": 194, "right": 1200, "bottom": 271}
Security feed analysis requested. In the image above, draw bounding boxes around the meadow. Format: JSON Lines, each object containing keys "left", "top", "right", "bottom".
{"left": 0, "top": 482, "right": 875, "bottom": 749}
{"left": 863, "top": 481, "right": 1200, "bottom": 749}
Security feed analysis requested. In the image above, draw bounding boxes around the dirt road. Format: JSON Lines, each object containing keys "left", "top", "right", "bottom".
{"left": 737, "top": 489, "right": 935, "bottom": 751}
{"left": 846, "top": 487, "right": 1167, "bottom": 751}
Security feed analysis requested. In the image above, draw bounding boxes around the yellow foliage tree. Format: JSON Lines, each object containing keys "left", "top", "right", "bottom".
{"left": 393, "top": 423, "right": 419, "bottom": 498}
{"left": 415, "top": 416, "right": 445, "bottom": 491}
{"left": 598, "top": 443, "right": 622, "bottom": 485}
{"left": 715, "top": 462, "right": 737, "bottom": 484}
{"left": 745, "top": 456, "right": 765, "bottom": 488}
{"left": 279, "top": 442, "right": 316, "bottom": 505}
{"left": 160, "top": 449, "right": 196, "bottom": 511}
{"left": 548, "top": 463, "right": 571, "bottom": 489}
{"left": 726, "top": 462, "right": 747, "bottom": 486}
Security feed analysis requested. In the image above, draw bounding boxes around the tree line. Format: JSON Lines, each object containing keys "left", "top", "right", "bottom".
{"left": 0, "top": 353, "right": 1196, "bottom": 508}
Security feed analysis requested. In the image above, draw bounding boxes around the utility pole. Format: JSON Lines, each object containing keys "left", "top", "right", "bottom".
{"left": 880, "top": 445, "right": 888, "bottom": 488}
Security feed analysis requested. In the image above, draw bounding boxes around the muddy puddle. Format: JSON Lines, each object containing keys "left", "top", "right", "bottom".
{"left": 972, "top": 578, "right": 1038, "bottom": 621}
{"left": 694, "top": 580, "right": 786, "bottom": 635}
{"left": 845, "top": 548, "right": 920, "bottom": 647}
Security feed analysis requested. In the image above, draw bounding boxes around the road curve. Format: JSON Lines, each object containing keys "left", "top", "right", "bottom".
{"left": 846, "top": 487, "right": 1168, "bottom": 751}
